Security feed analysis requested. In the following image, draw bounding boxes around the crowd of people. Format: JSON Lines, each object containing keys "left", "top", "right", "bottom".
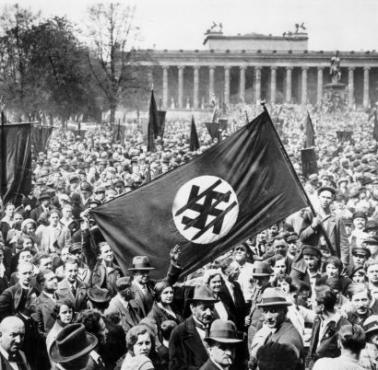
{"left": 0, "top": 102, "right": 377, "bottom": 369}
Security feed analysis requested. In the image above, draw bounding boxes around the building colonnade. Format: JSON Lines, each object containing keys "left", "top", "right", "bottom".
{"left": 149, "top": 64, "right": 374, "bottom": 109}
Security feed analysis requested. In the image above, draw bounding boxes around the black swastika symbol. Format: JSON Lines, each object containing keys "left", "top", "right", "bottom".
{"left": 175, "top": 179, "right": 237, "bottom": 241}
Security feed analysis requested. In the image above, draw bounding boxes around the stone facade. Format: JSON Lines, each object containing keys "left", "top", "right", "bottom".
{"left": 138, "top": 31, "right": 378, "bottom": 109}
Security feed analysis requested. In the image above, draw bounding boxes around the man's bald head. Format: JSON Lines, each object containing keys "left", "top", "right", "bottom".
{"left": 0, "top": 316, "right": 25, "bottom": 353}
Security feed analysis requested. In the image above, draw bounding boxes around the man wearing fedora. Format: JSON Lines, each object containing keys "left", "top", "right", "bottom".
{"left": 49, "top": 323, "right": 100, "bottom": 370}
{"left": 246, "top": 261, "right": 273, "bottom": 347}
{"left": 169, "top": 285, "right": 218, "bottom": 370}
{"left": 30, "top": 192, "right": 51, "bottom": 222}
{"left": 0, "top": 316, "right": 31, "bottom": 370}
{"left": 130, "top": 249, "right": 181, "bottom": 317}
{"left": 200, "top": 319, "right": 243, "bottom": 370}
{"left": 250, "top": 287, "right": 303, "bottom": 370}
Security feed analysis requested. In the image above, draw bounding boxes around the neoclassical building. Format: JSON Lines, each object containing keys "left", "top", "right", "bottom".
{"left": 140, "top": 29, "right": 378, "bottom": 109}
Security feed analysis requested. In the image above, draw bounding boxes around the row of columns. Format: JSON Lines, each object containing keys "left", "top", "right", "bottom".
{"left": 155, "top": 65, "right": 372, "bottom": 108}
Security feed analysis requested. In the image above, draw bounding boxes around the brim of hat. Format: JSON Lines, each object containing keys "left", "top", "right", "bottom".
{"left": 87, "top": 294, "right": 111, "bottom": 303}
{"left": 257, "top": 301, "right": 292, "bottom": 307}
{"left": 251, "top": 273, "right": 272, "bottom": 277}
{"left": 128, "top": 267, "right": 155, "bottom": 271}
{"left": 365, "top": 326, "right": 378, "bottom": 336}
{"left": 204, "top": 337, "right": 243, "bottom": 344}
{"left": 49, "top": 332, "right": 98, "bottom": 363}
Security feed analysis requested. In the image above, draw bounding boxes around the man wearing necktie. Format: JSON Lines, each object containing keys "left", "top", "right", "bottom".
{"left": 0, "top": 316, "right": 31, "bottom": 370}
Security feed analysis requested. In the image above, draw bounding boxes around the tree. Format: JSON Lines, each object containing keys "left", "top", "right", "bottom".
{"left": 26, "top": 17, "right": 100, "bottom": 122}
{"left": 0, "top": 6, "right": 101, "bottom": 123}
{"left": 86, "top": 2, "right": 148, "bottom": 124}
{"left": 0, "top": 4, "right": 40, "bottom": 120}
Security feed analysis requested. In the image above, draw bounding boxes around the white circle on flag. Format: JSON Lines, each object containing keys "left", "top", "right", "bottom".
{"left": 172, "top": 175, "right": 239, "bottom": 244}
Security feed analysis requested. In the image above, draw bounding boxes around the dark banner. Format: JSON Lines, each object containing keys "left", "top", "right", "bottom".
{"left": 92, "top": 111, "right": 308, "bottom": 279}
{"left": 336, "top": 130, "right": 353, "bottom": 142}
{"left": 157, "top": 110, "right": 166, "bottom": 138}
{"left": 0, "top": 123, "right": 32, "bottom": 204}
{"left": 189, "top": 116, "right": 200, "bottom": 151}
{"left": 301, "top": 148, "right": 318, "bottom": 178}
{"left": 304, "top": 113, "right": 315, "bottom": 148}
{"left": 218, "top": 119, "right": 228, "bottom": 132}
{"left": 147, "top": 90, "right": 159, "bottom": 151}
{"left": 205, "top": 121, "right": 220, "bottom": 140}
{"left": 31, "top": 125, "right": 54, "bottom": 154}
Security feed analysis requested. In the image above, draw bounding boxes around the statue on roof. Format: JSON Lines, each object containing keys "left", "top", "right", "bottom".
{"left": 205, "top": 22, "right": 223, "bottom": 34}
{"left": 294, "top": 23, "right": 306, "bottom": 33}
{"left": 330, "top": 53, "right": 341, "bottom": 84}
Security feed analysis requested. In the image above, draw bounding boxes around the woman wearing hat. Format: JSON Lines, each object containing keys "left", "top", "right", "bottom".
{"left": 147, "top": 280, "right": 183, "bottom": 340}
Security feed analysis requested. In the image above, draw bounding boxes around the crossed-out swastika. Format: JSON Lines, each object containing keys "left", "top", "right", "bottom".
{"left": 172, "top": 176, "right": 239, "bottom": 244}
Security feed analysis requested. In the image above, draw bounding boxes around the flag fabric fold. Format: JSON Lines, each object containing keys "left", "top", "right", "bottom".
{"left": 91, "top": 111, "right": 309, "bottom": 279}
{"left": 0, "top": 123, "right": 32, "bottom": 204}
{"left": 189, "top": 116, "right": 200, "bottom": 151}
{"left": 31, "top": 125, "right": 54, "bottom": 154}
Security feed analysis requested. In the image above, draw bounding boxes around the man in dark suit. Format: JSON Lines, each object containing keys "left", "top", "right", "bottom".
{"left": 0, "top": 316, "right": 31, "bottom": 370}
{"left": 0, "top": 262, "right": 38, "bottom": 320}
{"left": 15, "top": 288, "right": 50, "bottom": 370}
{"left": 306, "top": 285, "right": 350, "bottom": 369}
{"left": 250, "top": 288, "right": 303, "bottom": 369}
{"left": 35, "top": 269, "right": 58, "bottom": 336}
{"left": 29, "top": 192, "right": 51, "bottom": 222}
{"left": 56, "top": 257, "right": 88, "bottom": 311}
{"left": 200, "top": 319, "right": 243, "bottom": 370}
{"left": 169, "top": 285, "right": 218, "bottom": 370}
{"left": 218, "top": 258, "right": 247, "bottom": 331}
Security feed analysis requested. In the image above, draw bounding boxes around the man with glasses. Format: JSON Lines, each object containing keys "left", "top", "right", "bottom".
{"left": 250, "top": 287, "right": 303, "bottom": 369}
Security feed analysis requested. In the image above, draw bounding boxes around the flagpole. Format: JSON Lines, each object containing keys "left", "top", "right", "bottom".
{"left": 261, "top": 102, "right": 335, "bottom": 256}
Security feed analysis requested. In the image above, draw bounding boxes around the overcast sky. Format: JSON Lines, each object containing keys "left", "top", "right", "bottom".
{"left": 5, "top": 0, "right": 378, "bottom": 51}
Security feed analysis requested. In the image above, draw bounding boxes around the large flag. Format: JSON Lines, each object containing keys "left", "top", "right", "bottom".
{"left": 31, "top": 125, "right": 54, "bottom": 154}
{"left": 189, "top": 116, "right": 200, "bottom": 151}
{"left": 91, "top": 110, "right": 309, "bottom": 278}
{"left": 0, "top": 122, "right": 32, "bottom": 204}
{"left": 304, "top": 112, "right": 315, "bottom": 148}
